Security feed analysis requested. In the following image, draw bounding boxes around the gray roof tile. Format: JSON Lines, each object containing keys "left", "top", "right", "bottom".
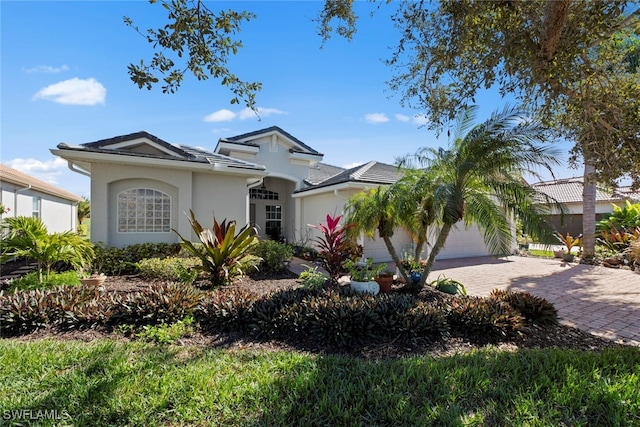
{"left": 296, "top": 161, "right": 402, "bottom": 193}
{"left": 531, "top": 177, "right": 631, "bottom": 203}
{"left": 58, "top": 131, "right": 265, "bottom": 171}
{"left": 220, "top": 126, "right": 322, "bottom": 155}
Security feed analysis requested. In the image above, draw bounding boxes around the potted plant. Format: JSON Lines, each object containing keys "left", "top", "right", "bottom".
{"left": 78, "top": 259, "right": 106, "bottom": 287}
{"left": 374, "top": 266, "right": 394, "bottom": 293}
{"left": 555, "top": 232, "right": 581, "bottom": 262}
{"left": 429, "top": 275, "right": 467, "bottom": 295}
{"left": 343, "top": 258, "right": 380, "bottom": 295}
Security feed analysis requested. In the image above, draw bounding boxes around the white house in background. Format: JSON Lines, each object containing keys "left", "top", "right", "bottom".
{"left": 51, "top": 126, "right": 497, "bottom": 261}
{"left": 532, "top": 177, "right": 640, "bottom": 237}
{"left": 0, "top": 164, "right": 82, "bottom": 233}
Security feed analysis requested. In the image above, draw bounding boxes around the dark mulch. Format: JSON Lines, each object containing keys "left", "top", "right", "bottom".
{"left": 7, "top": 271, "right": 632, "bottom": 359}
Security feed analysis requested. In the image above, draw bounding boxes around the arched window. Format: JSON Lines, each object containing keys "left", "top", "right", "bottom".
{"left": 117, "top": 188, "right": 171, "bottom": 233}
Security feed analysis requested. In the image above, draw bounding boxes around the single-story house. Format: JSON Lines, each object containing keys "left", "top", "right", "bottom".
{"left": 50, "top": 126, "right": 498, "bottom": 261}
{"left": 532, "top": 177, "right": 640, "bottom": 237}
{"left": 0, "top": 164, "right": 82, "bottom": 233}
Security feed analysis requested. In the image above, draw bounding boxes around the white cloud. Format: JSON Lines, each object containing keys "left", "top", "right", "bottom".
{"left": 204, "top": 107, "right": 286, "bottom": 122}
{"left": 4, "top": 157, "right": 68, "bottom": 185}
{"left": 204, "top": 109, "right": 236, "bottom": 122}
{"left": 24, "top": 64, "right": 70, "bottom": 74}
{"left": 33, "top": 77, "right": 106, "bottom": 105}
{"left": 413, "top": 114, "right": 429, "bottom": 126}
{"left": 395, "top": 113, "right": 410, "bottom": 123}
{"left": 364, "top": 113, "right": 390, "bottom": 124}
{"left": 342, "top": 161, "right": 364, "bottom": 169}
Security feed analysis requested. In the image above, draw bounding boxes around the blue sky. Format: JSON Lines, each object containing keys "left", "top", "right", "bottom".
{"left": 1, "top": 1, "right": 576, "bottom": 198}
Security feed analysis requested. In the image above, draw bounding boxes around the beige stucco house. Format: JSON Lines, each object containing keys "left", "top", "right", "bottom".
{"left": 0, "top": 164, "right": 82, "bottom": 233}
{"left": 51, "top": 126, "right": 495, "bottom": 261}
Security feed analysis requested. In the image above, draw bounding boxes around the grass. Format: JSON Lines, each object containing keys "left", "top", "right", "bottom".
{"left": 527, "top": 249, "right": 556, "bottom": 258}
{"left": 1, "top": 339, "right": 639, "bottom": 426}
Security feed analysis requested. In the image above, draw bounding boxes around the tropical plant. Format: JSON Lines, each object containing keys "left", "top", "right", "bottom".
{"left": 596, "top": 201, "right": 640, "bottom": 232}
{"left": 555, "top": 232, "right": 582, "bottom": 254}
{"left": 0, "top": 216, "right": 94, "bottom": 282}
{"left": 429, "top": 275, "right": 467, "bottom": 296}
{"left": 173, "top": 210, "right": 260, "bottom": 287}
{"left": 343, "top": 258, "right": 384, "bottom": 283}
{"left": 298, "top": 265, "right": 327, "bottom": 290}
{"left": 398, "top": 106, "right": 564, "bottom": 290}
{"left": 309, "top": 214, "right": 357, "bottom": 285}
{"left": 77, "top": 196, "right": 90, "bottom": 225}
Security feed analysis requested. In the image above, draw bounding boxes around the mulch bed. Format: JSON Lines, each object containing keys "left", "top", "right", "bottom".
{"left": 6, "top": 272, "right": 631, "bottom": 359}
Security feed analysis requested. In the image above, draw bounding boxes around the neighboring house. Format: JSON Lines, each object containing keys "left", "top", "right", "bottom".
{"left": 0, "top": 164, "right": 82, "bottom": 233}
{"left": 51, "top": 126, "right": 496, "bottom": 261}
{"left": 532, "top": 177, "right": 640, "bottom": 237}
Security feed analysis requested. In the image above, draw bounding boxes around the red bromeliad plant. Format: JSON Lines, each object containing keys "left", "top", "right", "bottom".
{"left": 309, "top": 214, "right": 358, "bottom": 285}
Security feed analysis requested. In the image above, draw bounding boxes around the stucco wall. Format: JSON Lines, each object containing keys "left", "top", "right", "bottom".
{"left": 91, "top": 163, "right": 193, "bottom": 247}
{"left": 191, "top": 171, "right": 249, "bottom": 237}
{"left": 0, "top": 184, "right": 77, "bottom": 233}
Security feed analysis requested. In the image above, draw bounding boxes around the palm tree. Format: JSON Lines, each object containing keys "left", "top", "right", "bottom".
{"left": 399, "top": 106, "right": 564, "bottom": 290}
{"left": 345, "top": 186, "right": 411, "bottom": 283}
{"left": 77, "top": 197, "right": 90, "bottom": 225}
{"left": 345, "top": 174, "right": 439, "bottom": 286}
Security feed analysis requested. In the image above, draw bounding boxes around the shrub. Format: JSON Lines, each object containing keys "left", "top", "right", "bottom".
{"left": 196, "top": 288, "right": 258, "bottom": 332}
{"left": 106, "top": 282, "right": 203, "bottom": 327}
{"left": 5, "top": 271, "right": 81, "bottom": 293}
{"left": 448, "top": 296, "right": 526, "bottom": 340}
{"left": 174, "top": 210, "right": 260, "bottom": 287}
{"left": 251, "top": 240, "right": 293, "bottom": 273}
{"left": 0, "top": 286, "right": 96, "bottom": 336}
{"left": 94, "top": 242, "right": 182, "bottom": 276}
{"left": 489, "top": 289, "right": 558, "bottom": 325}
{"left": 137, "top": 256, "right": 201, "bottom": 283}
{"left": 298, "top": 265, "right": 327, "bottom": 289}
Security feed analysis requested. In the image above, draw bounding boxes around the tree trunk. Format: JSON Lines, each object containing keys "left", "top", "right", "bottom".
{"left": 582, "top": 161, "right": 597, "bottom": 261}
{"left": 417, "top": 223, "right": 453, "bottom": 290}
{"left": 382, "top": 235, "right": 410, "bottom": 284}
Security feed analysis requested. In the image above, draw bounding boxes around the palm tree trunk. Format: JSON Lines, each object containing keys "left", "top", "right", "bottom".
{"left": 417, "top": 223, "right": 453, "bottom": 290}
{"left": 582, "top": 161, "right": 597, "bottom": 261}
{"left": 382, "top": 236, "right": 410, "bottom": 284}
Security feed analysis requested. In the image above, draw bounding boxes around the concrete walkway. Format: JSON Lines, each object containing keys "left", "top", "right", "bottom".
{"left": 289, "top": 256, "right": 640, "bottom": 346}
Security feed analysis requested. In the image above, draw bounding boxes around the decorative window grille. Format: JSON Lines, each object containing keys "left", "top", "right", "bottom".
{"left": 117, "top": 188, "right": 171, "bottom": 233}
{"left": 250, "top": 188, "right": 279, "bottom": 200}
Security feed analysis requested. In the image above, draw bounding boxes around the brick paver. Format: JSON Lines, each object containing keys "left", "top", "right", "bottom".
{"left": 428, "top": 256, "right": 640, "bottom": 346}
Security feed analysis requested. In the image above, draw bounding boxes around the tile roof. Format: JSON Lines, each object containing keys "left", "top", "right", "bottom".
{"left": 57, "top": 131, "right": 265, "bottom": 171}
{"left": 0, "top": 164, "right": 82, "bottom": 202}
{"left": 220, "top": 126, "right": 322, "bottom": 155}
{"left": 531, "top": 177, "right": 633, "bottom": 203}
{"left": 307, "top": 162, "right": 346, "bottom": 185}
{"left": 296, "top": 161, "right": 402, "bottom": 193}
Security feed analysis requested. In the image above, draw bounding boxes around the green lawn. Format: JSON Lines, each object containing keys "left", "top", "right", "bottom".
{"left": 1, "top": 339, "right": 639, "bottom": 426}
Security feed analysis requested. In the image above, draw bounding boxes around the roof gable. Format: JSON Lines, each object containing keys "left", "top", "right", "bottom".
{"left": 54, "top": 131, "right": 265, "bottom": 172}
{"left": 216, "top": 126, "right": 323, "bottom": 156}
{"left": 81, "top": 131, "right": 189, "bottom": 158}
{"left": 296, "top": 161, "right": 403, "bottom": 193}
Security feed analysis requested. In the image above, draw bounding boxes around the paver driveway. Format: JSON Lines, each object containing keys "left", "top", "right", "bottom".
{"left": 428, "top": 256, "right": 640, "bottom": 346}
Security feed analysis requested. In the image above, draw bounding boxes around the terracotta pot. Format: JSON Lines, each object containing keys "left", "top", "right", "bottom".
{"left": 374, "top": 275, "right": 393, "bottom": 293}
{"left": 80, "top": 276, "right": 106, "bottom": 287}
